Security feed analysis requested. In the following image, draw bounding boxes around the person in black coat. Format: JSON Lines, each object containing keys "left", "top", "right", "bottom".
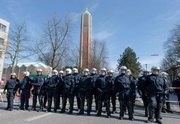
{"left": 106, "top": 70, "right": 116, "bottom": 113}
{"left": 114, "top": 66, "right": 135, "bottom": 120}
{"left": 126, "top": 69, "right": 137, "bottom": 115}
{"left": 31, "top": 69, "right": 46, "bottom": 111}
{"left": 172, "top": 65, "right": 180, "bottom": 108}
{"left": 19, "top": 71, "right": 32, "bottom": 110}
{"left": 46, "top": 70, "right": 60, "bottom": 112}
{"left": 90, "top": 68, "right": 98, "bottom": 111}
{"left": 137, "top": 70, "right": 149, "bottom": 117}
{"left": 72, "top": 68, "right": 81, "bottom": 110}
{"left": 55, "top": 70, "right": 64, "bottom": 110}
{"left": 3, "top": 73, "right": 19, "bottom": 111}
{"left": 61, "top": 68, "right": 75, "bottom": 114}
{"left": 96, "top": 68, "right": 111, "bottom": 118}
{"left": 161, "top": 72, "right": 172, "bottom": 113}
{"left": 145, "top": 66, "right": 168, "bottom": 124}
{"left": 78, "top": 68, "right": 92, "bottom": 115}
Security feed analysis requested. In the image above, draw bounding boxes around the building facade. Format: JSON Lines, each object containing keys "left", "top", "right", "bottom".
{"left": 79, "top": 9, "right": 92, "bottom": 69}
{"left": 0, "top": 18, "right": 10, "bottom": 80}
{"left": 3, "top": 62, "right": 52, "bottom": 80}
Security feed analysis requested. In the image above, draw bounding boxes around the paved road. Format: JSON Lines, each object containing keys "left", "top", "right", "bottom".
{"left": 0, "top": 101, "right": 180, "bottom": 124}
{"left": 0, "top": 91, "right": 180, "bottom": 124}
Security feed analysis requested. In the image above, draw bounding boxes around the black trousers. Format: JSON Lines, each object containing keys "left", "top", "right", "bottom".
{"left": 32, "top": 88, "right": 43, "bottom": 110}
{"left": 47, "top": 88, "right": 58, "bottom": 111}
{"left": 175, "top": 92, "right": 180, "bottom": 107}
{"left": 131, "top": 93, "right": 136, "bottom": 114}
{"left": 148, "top": 95, "right": 163, "bottom": 121}
{"left": 61, "top": 91, "right": 74, "bottom": 112}
{"left": 6, "top": 90, "right": 14, "bottom": 110}
{"left": 20, "top": 90, "right": 30, "bottom": 109}
{"left": 97, "top": 93, "right": 111, "bottom": 116}
{"left": 119, "top": 91, "right": 133, "bottom": 119}
{"left": 162, "top": 93, "right": 171, "bottom": 111}
{"left": 56, "top": 90, "right": 61, "bottom": 109}
{"left": 74, "top": 89, "right": 81, "bottom": 109}
{"left": 79, "top": 90, "right": 93, "bottom": 114}
{"left": 142, "top": 94, "right": 149, "bottom": 116}
{"left": 111, "top": 92, "right": 116, "bottom": 112}
{"left": 92, "top": 89, "right": 98, "bottom": 111}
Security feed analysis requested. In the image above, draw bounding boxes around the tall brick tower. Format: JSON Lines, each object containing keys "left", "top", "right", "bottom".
{"left": 80, "top": 9, "right": 92, "bottom": 69}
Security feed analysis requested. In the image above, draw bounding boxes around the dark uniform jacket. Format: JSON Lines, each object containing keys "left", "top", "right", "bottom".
{"left": 90, "top": 74, "right": 98, "bottom": 89}
{"left": 32, "top": 75, "right": 45, "bottom": 89}
{"left": 73, "top": 73, "right": 81, "bottom": 92}
{"left": 20, "top": 76, "right": 32, "bottom": 93}
{"left": 172, "top": 75, "right": 180, "bottom": 93}
{"left": 79, "top": 75, "right": 92, "bottom": 92}
{"left": 62, "top": 74, "right": 75, "bottom": 94}
{"left": 105, "top": 76, "right": 115, "bottom": 92}
{"left": 137, "top": 75, "right": 148, "bottom": 96}
{"left": 96, "top": 75, "right": 111, "bottom": 93}
{"left": 46, "top": 75, "right": 59, "bottom": 89}
{"left": 114, "top": 74, "right": 132, "bottom": 92}
{"left": 4, "top": 78, "right": 19, "bottom": 93}
{"left": 145, "top": 74, "right": 168, "bottom": 96}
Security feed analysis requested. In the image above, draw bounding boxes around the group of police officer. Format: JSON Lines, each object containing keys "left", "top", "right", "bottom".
{"left": 3, "top": 65, "right": 180, "bottom": 124}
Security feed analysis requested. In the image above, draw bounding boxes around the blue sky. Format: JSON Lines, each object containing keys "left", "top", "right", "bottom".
{"left": 1, "top": 0, "right": 180, "bottom": 70}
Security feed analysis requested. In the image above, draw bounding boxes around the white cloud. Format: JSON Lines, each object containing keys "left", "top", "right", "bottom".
{"left": 5, "top": 0, "right": 29, "bottom": 22}
{"left": 156, "top": 9, "right": 180, "bottom": 23}
{"left": 93, "top": 30, "right": 113, "bottom": 40}
{"left": 165, "top": 9, "right": 180, "bottom": 22}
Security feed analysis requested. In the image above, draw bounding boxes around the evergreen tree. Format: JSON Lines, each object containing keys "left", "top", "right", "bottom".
{"left": 117, "top": 47, "right": 141, "bottom": 77}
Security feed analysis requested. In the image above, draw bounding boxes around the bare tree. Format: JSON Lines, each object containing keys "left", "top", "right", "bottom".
{"left": 66, "top": 46, "right": 80, "bottom": 68}
{"left": 33, "top": 16, "right": 72, "bottom": 69}
{"left": 161, "top": 24, "right": 180, "bottom": 81}
{"left": 90, "top": 39, "right": 109, "bottom": 70}
{"left": 7, "top": 22, "right": 29, "bottom": 72}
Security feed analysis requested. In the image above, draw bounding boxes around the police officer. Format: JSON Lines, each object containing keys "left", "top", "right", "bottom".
{"left": 90, "top": 68, "right": 98, "bottom": 111}
{"left": 31, "top": 69, "right": 45, "bottom": 111}
{"left": 56, "top": 70, "right": 64, "bottom": 109}
{"left": 78, "top": 68, "right": 92, "bottom": 115}
{"left": 137, "top": 70, "right": 149, "bottom": 117}
{"left": 126, "top": 69, "right": 137, "bottom": 115}
{"left": 96, "top": 68, "right": 111, "bottom": 118}
{"left": 145, "top": 66, "right": 168, "bottom": 124}
{"left": 3, "top": 73, "right": 19, "bottom": 111}
{"left": 61, "top": 68, "right": 75, "bottom": 114}
{"left": 19, "top": 71, "right": 32, "bottom": 110}
{"left": 172, "top": 65, "right": 180, "bottom": 108}
{"left": 46, "top": 70, "right": 60, "bottom": 112}
{"left": 72, "top": 68, "right": 81, "bottom": 110}
{"left": 161, "top": 72, "right": 172, "bottom": 113}
{"left": 106, "top": 70, "right": 116, "bottom": 113}
{"left": 59, "top": 70, "right": 64, "bottom": 77}
{"left": 114, "top": 66, "right": 134, "bottom": 120}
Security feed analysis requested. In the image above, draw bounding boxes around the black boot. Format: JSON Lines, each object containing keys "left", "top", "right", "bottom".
{"left": 156, "top": 119, "right": 163, "bottom": 124}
